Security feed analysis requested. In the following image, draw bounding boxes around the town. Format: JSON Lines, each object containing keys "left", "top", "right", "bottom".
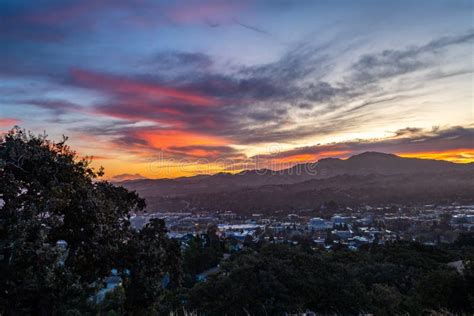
{"left": 131, "top": 204, "right": 474, "bottom": 254}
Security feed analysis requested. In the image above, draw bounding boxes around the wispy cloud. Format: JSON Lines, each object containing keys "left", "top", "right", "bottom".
{"left": 232, "top": 18, "right": 269, "bottom": 35}
{"left": 348, "top": 31, "right": 474, "bottom": 85}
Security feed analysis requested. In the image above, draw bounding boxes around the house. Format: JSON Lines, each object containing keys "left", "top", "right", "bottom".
{"left": 331, "top": 215, "right": 352, "bottom": 225}
{"left": 332, "top": 230, "right": 353, "bottom": 240}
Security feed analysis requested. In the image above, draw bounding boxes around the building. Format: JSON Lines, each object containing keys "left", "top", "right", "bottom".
{"left": 331, "top": 215, "right": 352, "bottom": 225}
{"left": 309, "top": 217, "right": 329, "bottom": 231}
{"left": 332, "top": 230, "right": 353, "bottom": 240}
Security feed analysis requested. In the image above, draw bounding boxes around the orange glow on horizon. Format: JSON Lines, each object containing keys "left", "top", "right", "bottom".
{"left": 276, "top": 150, "right": 351, "bottom": 164}
{"left": 86, "top": 145, "right": 474, "bottom": 180}
{"left": 398, "top": 149, "right": 474, "bottom": 163}
{"left": 92, "top": 149, "right": 474, "bottom": 180}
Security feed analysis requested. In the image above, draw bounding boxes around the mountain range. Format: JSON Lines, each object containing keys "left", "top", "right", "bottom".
{"left": 118, "top": 152, "right": 474, "bottom": 212}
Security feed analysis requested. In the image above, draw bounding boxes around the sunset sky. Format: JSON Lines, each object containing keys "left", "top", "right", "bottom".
{"left": 1, "top": 0, "right": 473, "bottom": 179}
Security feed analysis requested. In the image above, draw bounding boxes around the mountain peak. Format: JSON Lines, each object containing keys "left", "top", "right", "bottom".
{"left": 348, "top": 152, "right": 397, "bottom": 160}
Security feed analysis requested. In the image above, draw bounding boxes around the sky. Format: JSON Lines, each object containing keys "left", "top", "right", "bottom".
{"left": 1, "top": 0, "right": 473, "bottom": 179}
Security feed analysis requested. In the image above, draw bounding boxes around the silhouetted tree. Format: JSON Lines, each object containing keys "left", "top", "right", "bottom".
{"left": 0, "top": 128, "right": 144, "bottom": 314}
{"left": 124, "top": 219, "right": 182, "bottom": 314}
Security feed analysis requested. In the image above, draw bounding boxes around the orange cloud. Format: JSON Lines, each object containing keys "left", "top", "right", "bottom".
{"left": 137, "top": 129, "right": 227, "bottom": 150}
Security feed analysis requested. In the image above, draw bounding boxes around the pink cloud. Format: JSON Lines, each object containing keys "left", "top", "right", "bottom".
{"left": 0, "top": 118, "right": 20, "bottom": 127}
{"left": 71, "top": 68, "right": 220, "bottom": 107}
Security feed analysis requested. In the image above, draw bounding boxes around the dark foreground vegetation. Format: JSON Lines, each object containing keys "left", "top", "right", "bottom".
{"left": 188, "top": 239, "right": 474, "bottom": 315}
{"left": 1, "top": 129, "right": 473, "bottom": 315}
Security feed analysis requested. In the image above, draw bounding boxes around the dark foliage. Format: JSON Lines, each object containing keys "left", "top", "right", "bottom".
{"left": 0, "top": 128, "right": 179, "bottom": 315}
{"left": 187, "top": 241, "right": 474, "bottom": 315}
{"left": 183, "top": 226, "right": 223, "bottom": 279}
{"left": 123, "top": 219, "right": 182, "bottom": 314}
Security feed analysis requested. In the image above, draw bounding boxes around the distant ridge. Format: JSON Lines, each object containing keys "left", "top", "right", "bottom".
{"left": 109, "top": 173, "right": 148, "bottom": 182}
{"left": 119, "top": 152, "right": 474, "bottom": 211}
